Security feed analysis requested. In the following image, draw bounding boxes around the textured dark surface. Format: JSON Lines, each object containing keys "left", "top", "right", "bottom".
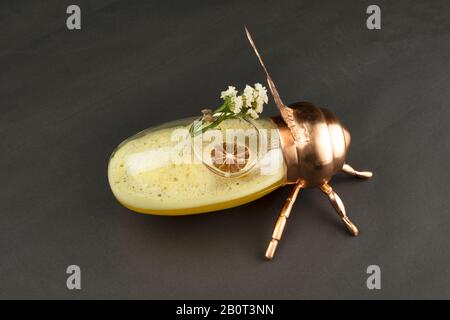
{"left": 1, "top": 0, "right": 449, "bottom": 299}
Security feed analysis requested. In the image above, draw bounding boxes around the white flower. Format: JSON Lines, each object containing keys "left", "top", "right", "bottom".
{"left": 246, "top": 108, "right": 259, "bottom": 119}
{"left": 254, "top": 83, "right": 268, "bottom": 104}
{"left": 254, "top": 96, "right": 264, "bottom": 113}
{"left": 221, "top": 86, "right": 238, "bottom": 100}
{"left": 243, "top": 85, "right": 254, "bottom": 108}
{"left": 231, "top": 96, "right": 243, "bottom": 114}
{"left": 220, "top": 84, "right": 267, "bottom": 119}
{"left": 241, "top": 83, "right": 268, "bottom": 115}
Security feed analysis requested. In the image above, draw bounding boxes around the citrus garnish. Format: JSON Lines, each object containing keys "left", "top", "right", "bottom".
{"left": 210, "top": 142, "right": 250, "bottom": 174}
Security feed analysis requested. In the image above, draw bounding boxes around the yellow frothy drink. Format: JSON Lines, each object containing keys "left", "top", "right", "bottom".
{"left": 108, "top": 117, "right": 286, "bottom": 215}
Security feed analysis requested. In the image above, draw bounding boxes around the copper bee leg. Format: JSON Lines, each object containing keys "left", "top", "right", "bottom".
{"left": 265, "top": 181, "right": 303, "bottom": 260}
{"left": 342, "top": 163, "right": 373, "bottom": 179}
{"left": 319, "top": 182, "right": 359, "bottom": 236}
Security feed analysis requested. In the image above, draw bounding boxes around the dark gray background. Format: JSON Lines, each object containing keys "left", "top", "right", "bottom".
{"left": 1, "top": 0, "right": 449, "bottom": 299}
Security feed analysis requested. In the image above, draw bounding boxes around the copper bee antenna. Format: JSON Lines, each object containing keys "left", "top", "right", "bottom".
{"left": 245, "top": 26, "right": 297, "bottom": 135}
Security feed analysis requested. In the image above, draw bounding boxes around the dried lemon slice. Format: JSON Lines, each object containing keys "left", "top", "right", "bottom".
{"left": 210, "top": 142, "right": 250, "bottom": 174}
{"left": 191, "top": 117, "right": 261, "bottom": 178}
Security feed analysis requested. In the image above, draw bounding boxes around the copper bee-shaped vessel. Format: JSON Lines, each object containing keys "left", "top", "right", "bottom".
{"left": 108, "top": 28, "right": 373, "bottom": 260}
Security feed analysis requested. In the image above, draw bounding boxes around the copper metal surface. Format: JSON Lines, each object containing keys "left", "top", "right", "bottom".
{"left": 265, "top": 181, "right": 303, "bottom": 260}
{"left": 320, "top": 182, "right": 359, "bottom": 236}
{"left": 342, "top": 163, "right": 373, "bottom": 178}
{"left": 271, "top": 102, "right": 350, "bottom": 187}
{"left": 246, "top": 27, "right": 373, "bottom": 260}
